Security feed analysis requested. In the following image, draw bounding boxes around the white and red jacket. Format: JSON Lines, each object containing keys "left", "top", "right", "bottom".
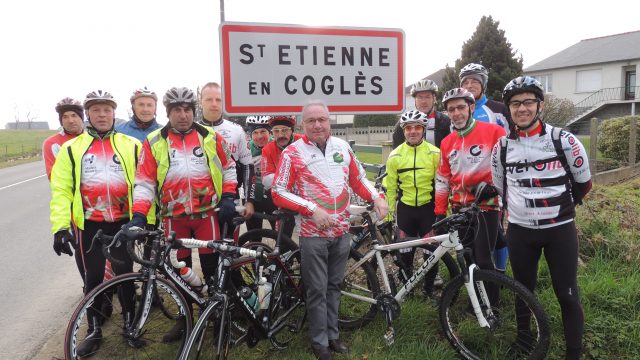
{"left": 272, "top": 135, "right": 380, "bottom": 238}
{"left": 435, "top": 119, "right": 506, "bottom": 215}
{"left": 261, "top": 133, "right": 303, "bottom": 190}
{"left": 43, "top": 130, "right": 78, "bottom": 180}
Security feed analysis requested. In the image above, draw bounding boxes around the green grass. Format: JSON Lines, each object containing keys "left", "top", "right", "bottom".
{"left": 0, "top": 129, "right": 55, "bottom": 166}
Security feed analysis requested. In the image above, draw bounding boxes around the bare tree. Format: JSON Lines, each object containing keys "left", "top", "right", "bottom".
{"left": 541, "top": 95, "right": 576, "bottom": 128}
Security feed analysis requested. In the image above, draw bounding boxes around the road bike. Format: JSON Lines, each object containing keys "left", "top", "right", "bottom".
{"left": 178, "top": 210, "right": 305, "bottom": 359}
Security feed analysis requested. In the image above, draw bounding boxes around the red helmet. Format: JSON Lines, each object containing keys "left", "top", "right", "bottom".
{"left": 268, "top": 115, "right": 297, "bottom": 128}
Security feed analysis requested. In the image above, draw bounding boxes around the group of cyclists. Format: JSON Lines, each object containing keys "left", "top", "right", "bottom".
{"left": 44, "top": 62, "right": 592, "bottom": 359}
{"left": 385, "top": 63, "right": 592, "bottom": 360}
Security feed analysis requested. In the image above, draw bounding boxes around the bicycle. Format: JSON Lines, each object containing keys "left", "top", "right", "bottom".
{"left": 348, "top": 166, "right": 460, "bottom": 305}
{"left": 339, "top": 183, "right": 551, "bottom": 359}
{"left": 178, "top": 210, "right": 305, "bottom": 359}
{"left": 63, "top": 213, "right": 298, "bottom": 360}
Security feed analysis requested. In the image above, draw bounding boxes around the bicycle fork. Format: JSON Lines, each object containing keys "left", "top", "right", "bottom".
{"left": 373, "top": 251, "right": 398, "bottom": 346}
{"left": 462, "top": 263, "right": 492, "bottom": 328}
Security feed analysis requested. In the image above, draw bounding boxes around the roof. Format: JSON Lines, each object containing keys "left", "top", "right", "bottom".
{"left": 524, "top": 30, "right": 640, "bottom": 72}
{"left": 405, "top": 68, "right": 446, "bottom": 94}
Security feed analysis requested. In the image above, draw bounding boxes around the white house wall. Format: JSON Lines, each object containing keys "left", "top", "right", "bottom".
{"left": 526, "top": 60, "right": 639, "bottom": 104}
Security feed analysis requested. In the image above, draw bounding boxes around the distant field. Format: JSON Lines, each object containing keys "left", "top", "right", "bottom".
{"left": 0, "top": 129, "right": 56, "bottom": 167}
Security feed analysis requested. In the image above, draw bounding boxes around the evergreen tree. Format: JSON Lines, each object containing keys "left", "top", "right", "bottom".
{"left": 442, "top": 16, "right": 523, "bottom": 101}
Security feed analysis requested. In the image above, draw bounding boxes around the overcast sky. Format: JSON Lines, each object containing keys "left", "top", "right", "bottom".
{"left": 1, "top": 0, "right": 638, "bottom": 129}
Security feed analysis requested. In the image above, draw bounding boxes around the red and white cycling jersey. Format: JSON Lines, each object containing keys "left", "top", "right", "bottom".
{"left": 211, "top": 119, "right": 252, "bottom": 166}
{"left": 435, "top": 119, "right": 506, "bottom": 215}
{"left": 491, "top": 123, "right": 591, "bottom": 228}
{"left": 272, "top": 136, "right": 379, "bottom": 238}
{"left": 43, "top": 130, "right": 78, "bottom": 180}
{"left": 80, "top": 137, "right": 130, "bottom": 222}
{"left": 261, "top": 133, "right": 303, "bottom": 190}
{"left": 133, "top": 129, "right": 237, "bottom": 218}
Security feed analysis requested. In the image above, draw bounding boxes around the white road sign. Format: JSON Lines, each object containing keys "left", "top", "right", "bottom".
{"left": 220, "top": 22, "right": 405, "bottom": 115}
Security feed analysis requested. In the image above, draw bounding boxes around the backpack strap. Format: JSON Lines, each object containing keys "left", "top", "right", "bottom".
{"left": 551, "top": 127, "right": 580, "bottom": 204}
{"left": 499, "top": 137, "right": 508, "bottom": 215}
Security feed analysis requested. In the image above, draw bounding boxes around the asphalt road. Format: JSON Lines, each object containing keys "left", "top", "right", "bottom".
{"left": 0, "top": 161, "right": 82, "bottom": 359}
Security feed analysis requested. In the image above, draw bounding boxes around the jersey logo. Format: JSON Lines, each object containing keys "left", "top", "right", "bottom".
{"left": 573, "top": 156, "right": 584, "bottom": 168}
{"left": 469, "top": 144, "right": 483, "bottom": 156}
{"left": 112, "top": 154, "right": 121, "bottom": 164}
{"left": 193, "top": 146, "right": 204, "bottom": 157}
{"left": 333, "top": 152, "right": 344, "bottom": 163}
{"left": 83, "top": 154, "right": 96, "bottom": 165}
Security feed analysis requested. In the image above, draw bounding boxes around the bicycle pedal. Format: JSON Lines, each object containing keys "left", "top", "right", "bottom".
{"left": 383, "top": 327, "right": 395, "bottom": 346}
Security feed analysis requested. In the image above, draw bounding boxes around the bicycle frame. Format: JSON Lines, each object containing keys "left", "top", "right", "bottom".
{"left": 342, "top": 218, "right": 494, "bottom": 329}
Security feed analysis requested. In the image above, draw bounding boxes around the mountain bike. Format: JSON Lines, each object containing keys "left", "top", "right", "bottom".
{"left": 339, "top": 183, "right": 551, "bottom": 359}
{"left": 178, "top": 210, "right": 305, "bottom": 359}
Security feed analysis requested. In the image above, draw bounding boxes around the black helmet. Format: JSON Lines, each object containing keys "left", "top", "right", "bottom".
{"left": 502, "top": 76, "right": 545, "bottom": 105}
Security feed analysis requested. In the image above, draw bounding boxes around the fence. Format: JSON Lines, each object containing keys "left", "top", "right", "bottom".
{"left": 1, "top": 141, "right": 44, "bottom": 161}
{"left": 587, "top": 117, "right": 640, "bottom": 184}
{"left": 331, "top": 126, "right": 394, "bottom": 145}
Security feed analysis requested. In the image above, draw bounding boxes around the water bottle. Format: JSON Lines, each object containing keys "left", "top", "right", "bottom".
{"left": 351, "top": 228, "right": 368, "bottom": 250}
{"left": 257, "top": 277, "right": 272, "bottom": 310}
{"left": 180, "top": 267, "right": 208, "bottom": 295}
{"left": 239, "top": 286, "right": 260, "bottom": 312}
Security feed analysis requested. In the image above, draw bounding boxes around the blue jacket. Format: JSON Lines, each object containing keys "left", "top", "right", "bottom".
{"left": 115, "top": 118, "right": 162, "bottom": 142}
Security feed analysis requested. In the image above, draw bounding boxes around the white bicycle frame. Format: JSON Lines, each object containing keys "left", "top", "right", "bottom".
{"left": 341, "top": 226, "right": 493, "bottom": 328}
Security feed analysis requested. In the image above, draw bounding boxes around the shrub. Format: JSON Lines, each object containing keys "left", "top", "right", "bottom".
{"left": 597, "top": 116, "right": 640, "bottom": 163}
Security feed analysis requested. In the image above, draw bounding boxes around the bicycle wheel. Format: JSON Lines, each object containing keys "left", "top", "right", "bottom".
{"left": 269, "top": 249, "right": 306, "bottom": 349}
{"left": 338, "top": 249, "right": 381, "bottom": 330}
{"left": 182, "top": 299, "right": 230, "bottom": 360}
{"left": 439, "top": 269, "right": 550, "bottom": 360}
{"left": 65, "top": 273, "right": 192, "bottom": 360}
{"left": 237, "top": 228, "right": 298, "bottom": 254}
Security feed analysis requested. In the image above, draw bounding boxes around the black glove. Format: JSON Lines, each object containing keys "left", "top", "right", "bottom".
{"left": 217, "top": 193, "right": 237, "bottom": 226}
{"left": 53, "top": 230, "right": 74, "bottom": 256}
{"left": 126, "top": 212, "right": 147, "bottom": 230}
{"left": 434, "top": 215, "right": 447, "bottom": 235}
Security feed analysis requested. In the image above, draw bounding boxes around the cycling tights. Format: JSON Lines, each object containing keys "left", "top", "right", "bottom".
{"left": 507, "top": 222, "right": 583, "bottom": 359}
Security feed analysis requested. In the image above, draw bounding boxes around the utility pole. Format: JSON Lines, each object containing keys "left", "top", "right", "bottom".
{"left": 220, "top": 0, "right": 225, "bottom": 22}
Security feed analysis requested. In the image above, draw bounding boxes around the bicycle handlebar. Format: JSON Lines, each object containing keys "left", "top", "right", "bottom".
{"left": 169, "top": 238, "right": 267, "bottom": 269}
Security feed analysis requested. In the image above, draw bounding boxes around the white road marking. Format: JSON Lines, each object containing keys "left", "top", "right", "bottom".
{"left": 0, "top": 174, "right": 46, "bottom": 190}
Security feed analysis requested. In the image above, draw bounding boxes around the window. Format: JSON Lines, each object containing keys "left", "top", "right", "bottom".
{"left": 576, "top": 69, "right": 602, "bottom": 93}
{"left": 531, "top": 74, "right": 553, "bottom": 93}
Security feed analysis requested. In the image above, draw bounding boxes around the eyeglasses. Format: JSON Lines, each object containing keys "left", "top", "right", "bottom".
{"left": 271, "top": 127, "right": 292, "bottom": 135}
{"left": 303, "top": 117, "right": 329, "bottom": 125}
{"left": 508, "top": 99, "right": 539, "bottom": 109}
{"left": 446, "top": 104, "right": 468, "bottom": 113}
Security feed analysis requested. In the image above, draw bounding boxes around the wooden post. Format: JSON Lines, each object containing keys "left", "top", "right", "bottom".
{"left": 381, "top": 140, "right": 393, "bottom": 162}
{"left": 629, "top": 116, "right": 637, "bottom": 165}
{"left": 589, "top": 118, "right": 598, "bottom": 175}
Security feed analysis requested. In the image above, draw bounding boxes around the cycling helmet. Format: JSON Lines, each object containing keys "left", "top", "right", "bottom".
{"left": 55, "top": 97, "right": 84, "bottom": 121}
{"left": 163, "top": 87, "right": 197, "bottom": 115}
{"left": 459, "top": 63, "right": 489, "bottom": 91}
{"left": 410, "top": 79, "right": 438, "bottom": 97}
{"left": 268, "top": 115, "right": 297, "bottom": 128}
{"left": 84, "top": 89, "right": 117, "bottom": 110}
{"left": 399, "top": 110, "right": 428, "bottom": 129}
{"left": 130, "top": 86, "right": 158, "bottom": 104}
{"left": 246, "top": 115, "right": 271, "bottom": 133}
{"left": 502, "top": 76, "right": 545, "bottom": 105}
{"left": 442, "top": 88, "right": 476, "bottom": 107}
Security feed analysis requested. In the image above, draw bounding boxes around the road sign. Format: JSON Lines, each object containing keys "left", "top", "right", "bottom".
{"left": 220, "top": 22, "right": 405, "bottom": 115}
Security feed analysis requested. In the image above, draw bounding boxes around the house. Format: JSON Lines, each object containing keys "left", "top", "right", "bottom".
{"left": 524, "top": 30, "right": 640, "bottom": 134}
{"left": 404, "top": 68, "right": 445, "bottom": 112}
{"left": 5, "top": 121, "right": 49, "bottom": 130}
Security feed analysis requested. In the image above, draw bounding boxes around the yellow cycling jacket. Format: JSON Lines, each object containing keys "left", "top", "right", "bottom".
{"left": 50, "top": 131, "right": 140, "bottom": 234}
{"left": 384, "top": 140, "right": 440, "bottom": 212}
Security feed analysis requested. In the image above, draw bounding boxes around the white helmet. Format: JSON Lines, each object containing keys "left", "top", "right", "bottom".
{"left": 410, "top": 79, "right": 438, "bottom": 97}
{"left": 84, "top": 89, "right": 117, "bottom": 110}
{"left": 399, "top": 110, "right": 428, "bottom": 129}
{"left": 459, "top": 63, "right": 489, "bottom": 91}
{"left": 442, "top": 88, "right": 476, "bottom": 107}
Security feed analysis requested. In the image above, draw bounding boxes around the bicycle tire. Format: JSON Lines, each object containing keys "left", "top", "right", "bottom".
{"left": 237, "top": 228, "right": 298, "bottom": 254}
{"left": 338, "top": 249, "right": 381, "bottom": 330}
{"left": 181, "top": 299, "right": 230, "bottom": 360}
{"left": 439, "top": 269, "right": 550, "bottom": 360}
{"left": 269, "top": 249, "right": 306, "bottom": 349}
{"left": 64, "top": 273, "right": 192, "bottom": 360}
